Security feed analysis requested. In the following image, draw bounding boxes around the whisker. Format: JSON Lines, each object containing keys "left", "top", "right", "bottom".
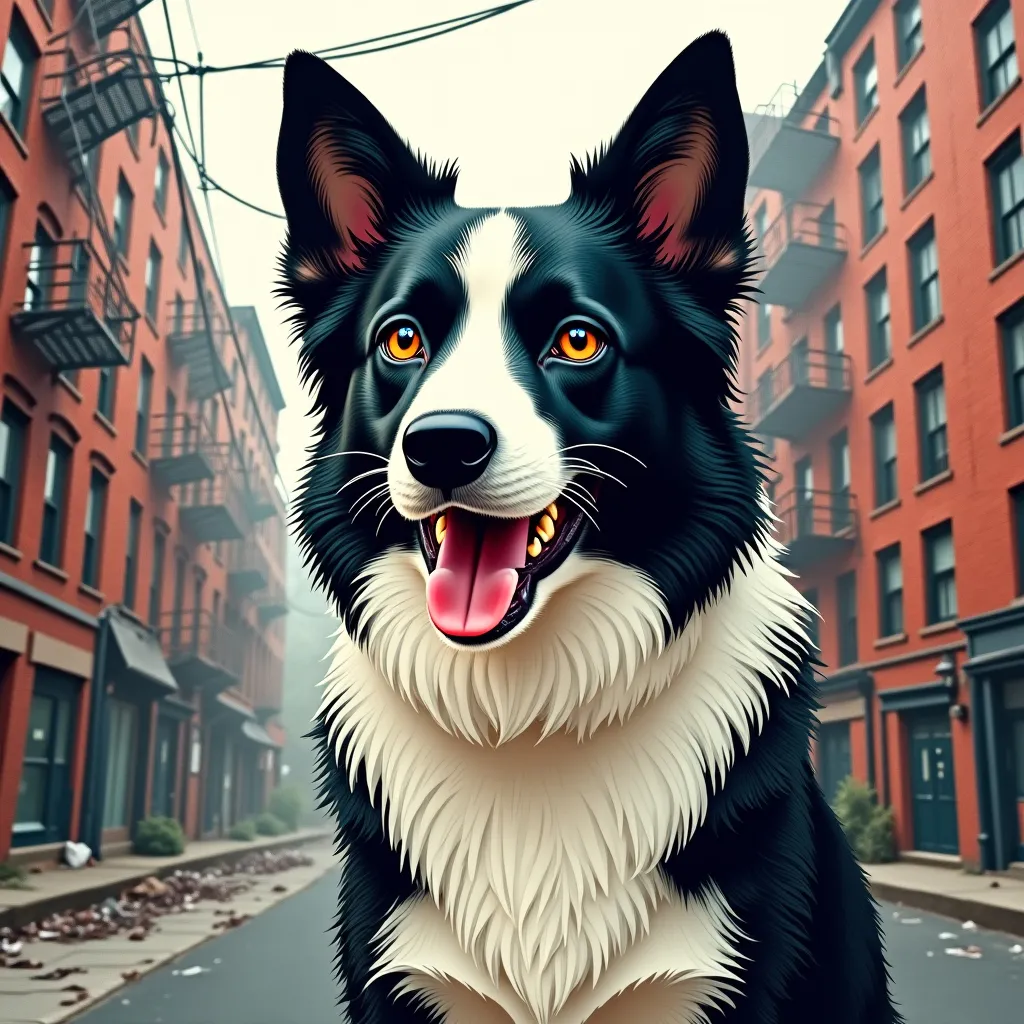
{"left": 376, "top": 502, "right": 399, "bottom": 537}
{"left": 562, "top": 479, "right": 600, "bottom": 513}
{"left": 563, "top": 484, "right": 600, "bottom": 532}
{"left": 312, "top": 449, "right": 390, "bottom": 464}
{"left": 350, "top": 484, "right": 391, "bottom": 521}
{"left": 560, "top": 458, "right": 628, "bottom": 489}
{"left": 336, "top": 467, "right": 389, "bottom": 496}
{"left": 558, "top": 443, "right": 647, "bottom": 469}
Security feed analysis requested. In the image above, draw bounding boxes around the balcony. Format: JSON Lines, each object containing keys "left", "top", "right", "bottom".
{"left": 254, "top": 653, "right": 284, "bottom": 718}
{"left": 257, "top": 580, "right": 289, "bottom": 623}
{"left": 41, "top": 25, "right": 160, "bottom": 176}
{"left": 775, "top": 489, "right": 857, "bottom": 572}
{"left": 227, "top": 542, "right": 270, "bottom": 596}
{"left": 167, "top": 300, "right": 232, "bottom": 402}
{"left": 748, "top": 83, "right": 840, "bottom": 197}
{"left": 244, "top": 482, "right": 277, "bottom": 523}
{"left": 72, "top": 0, "right": 156, "bottom": 39}
{"left": 149, "top": 412, "right": 219, "bottom": 488}
{"left": 758, "top": 202, "right": 848, "bottom": 310}
{"left": 749, "top": 347, "right": 852, "bottom": 441}
{"left": 177, "top": 464, "right": 248, "bottom": 543}
{"left": 10, "top": 238, "right": 136, "bottom": 371}
{"left": 162, "top": 609, "right": 244, "bottom": 694}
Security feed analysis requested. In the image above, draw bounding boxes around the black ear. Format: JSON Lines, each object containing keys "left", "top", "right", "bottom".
{"left": 571, "top": 31, "right": 749, "bottom": 273}
{"left": 276, "top": 52, "right": 457, "bottom": 282}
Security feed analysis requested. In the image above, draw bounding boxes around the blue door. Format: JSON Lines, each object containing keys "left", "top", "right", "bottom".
{"left": 818, "top": 720, "right": 852, "bottom": 805}
{"left": 908, "top": 712, "right": 959, "bottom": 854}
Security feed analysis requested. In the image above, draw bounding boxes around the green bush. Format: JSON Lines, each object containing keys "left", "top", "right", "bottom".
{"left": 832, "top": 776, "right": 897, "bottom": 864}
{"left": 254, "top": 812, "right": 288, "bottom": 837}
{"left": 0, "top": 861, "right": 29, "bottom": 889}
{"left": 228, "top": 819, "right": 257, "bottom": 841}
{"left": 133, "top": 817, "right": 186, "bottom": 857}
{"left": 267, "top": 787, "right": 303, "bottom": 832}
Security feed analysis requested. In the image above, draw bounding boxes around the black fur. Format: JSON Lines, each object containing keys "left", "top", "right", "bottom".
{"left": 279, "top": 30, "right": 902, "bottom": 1024}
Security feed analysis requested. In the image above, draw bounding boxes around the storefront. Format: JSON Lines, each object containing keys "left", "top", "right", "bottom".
{"left": 813, "top": 667, "right": 875, "bottom": 804}
{"left": 961, "top": 604, "right": 1024, "bottom": 871}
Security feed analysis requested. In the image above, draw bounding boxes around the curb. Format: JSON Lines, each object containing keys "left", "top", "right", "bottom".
{"left": 870, "top": 881, "right": 1024, "bottom": 938}
{"left": 0, "top": 830, "right": 332, "bottom": 932}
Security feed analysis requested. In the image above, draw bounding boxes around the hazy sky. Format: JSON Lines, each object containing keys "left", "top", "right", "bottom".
{"left": 139, "top": 0, "right": 847, "bottom": 499}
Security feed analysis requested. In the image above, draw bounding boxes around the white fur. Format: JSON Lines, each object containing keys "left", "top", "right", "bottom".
{"left": 387, "top": 210, "right": 564, "bottom": 522}
{"left": 319, "top": 523, "right": 811, "bottom": 1023}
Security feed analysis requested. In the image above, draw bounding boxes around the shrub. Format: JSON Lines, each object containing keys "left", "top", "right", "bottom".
{"left": 0, "top": 861, "right": 29, "bottom": 889}
{"left": 832, "top": 776, "right": 897, "bottom": 864}
{"left": 229, "top": 819, "right": 257, "bottom": 841}
{"left": 133, "top": 817, "right": 186, "bottom": 857}
{"left": 254, "top": 812, "right": 288, "bottom": 837}
{"left": 267, "top": 786, "right": 303, "bottom": 832}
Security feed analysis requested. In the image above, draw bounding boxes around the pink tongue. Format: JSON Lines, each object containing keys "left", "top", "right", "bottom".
{"left": 426, "top": 508, "right": 530, "bottom": 637}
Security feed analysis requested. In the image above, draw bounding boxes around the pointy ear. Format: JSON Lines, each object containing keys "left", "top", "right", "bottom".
{"left": 276, "top": 51, "right": 457, "bottom": 282}
{"left": 570, "top": 31, "right": 749, "bottom": 274}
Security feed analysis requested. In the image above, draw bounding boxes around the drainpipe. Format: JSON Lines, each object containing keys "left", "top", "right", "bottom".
{"left": 80, "top": 606, "right": 113, "bottom": 861}
{"left": 970, "top": 673, "right": 994, "bottom": 871}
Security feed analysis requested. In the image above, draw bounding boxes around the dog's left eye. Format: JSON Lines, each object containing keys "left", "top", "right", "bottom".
{"left": 548, "top": 322, "right": 606, "bottom": 364}
{"left": 378, "top": 322, "right": 425, "bottom": 363}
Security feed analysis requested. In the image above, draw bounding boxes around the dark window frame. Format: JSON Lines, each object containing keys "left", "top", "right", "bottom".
{"left": 923, "top": 519, "right": 957, "bottom": 625}
{"left": 123, "top": 499, "right": 143, "bottom": 610}
{"left": 895, "top": 0, "right": 924, "bottom": 70}
{"left": 859, "top": 145, "right": 885, "bottom": 245}
{"left": 854, "top": 40, "right": 880, "bottom": 126}
{"left": 134, "top": 358, "right": 153, "bottom": 456}
{"left": 0, "top": 399, "right": 28, "bottom": 547}
{"left": 144, "top": 239, "right": 162, "bottom": 322}
{"left": 148, "top": 528, "right": 166, "bottom": 627}
{"left": 1012, "top": 483, "right": 1024, "bottom": 597}
{"left": 988, "top": 131, "right": 1024, "bottom": 265}
{"left": 112, "top": 173, "right": 134, "bottom": 258}
{"left": 154, "top": 150, "right": 170, "bottom": 218}
{"left": 837, "top": 571, "right": 858, "bottom": 666}
{"left": 1001, "top": 300, "right": 1024, "bottom": 429}
{"left": 900, "top": 88, "right": 932, "bottom": 194}
{"left": 0, "top": 10, "right": 38, "bottom": 136}
{"left": 871, "top": 402, "right": 898, "bottom": 507}
{"left": 81, "top": 468, "right": 108, "bottom": 589}
{"left": 915, "top": 366, "right": 949, "bottom": 480}
{"left": 908, "top": 219, "right": 941, "bottom": 330}
{"left": 975, "top": 0, "right": 1019, "bottom": 109}
{"left": 865, "top": 268, "right": 892, "bottom": 368}
{"left": 876, "top": 543, "right": 904, "bottom": 638}
{"left": 97, "top": 365, "right": 117, "bottom": 422}
{"left": 39, "top": 435, "right": 72, "bottom": 568}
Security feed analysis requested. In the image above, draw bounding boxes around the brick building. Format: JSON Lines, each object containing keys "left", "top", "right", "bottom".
{"left": 0, "top": 0, "right": 288, "bottom": 864}
{"left": 741, "top": 0, "right": 1024, "bottom": 871}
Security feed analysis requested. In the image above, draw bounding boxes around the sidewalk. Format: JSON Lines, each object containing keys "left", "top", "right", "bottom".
{"left": 0, "top": 841, "right": 340, "bottom": 1024}
{"left": 864, "top": 860, "right": 1024, "bottom": 937}
{"left": 0, "top": 828, "right": 330, "bottom": 931}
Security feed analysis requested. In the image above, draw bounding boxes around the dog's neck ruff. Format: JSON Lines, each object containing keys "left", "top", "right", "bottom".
{"left": 320, "top": 534, "right": 810, "bottom": 1022}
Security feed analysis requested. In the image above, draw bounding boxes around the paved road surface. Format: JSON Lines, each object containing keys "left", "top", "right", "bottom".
{"left": 74, "top": 873, "right": 1023, "bottom": 1024}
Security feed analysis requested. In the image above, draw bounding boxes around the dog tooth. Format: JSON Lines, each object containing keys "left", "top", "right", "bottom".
{"left": 537, "top": 514, "right": 555, "bottom": 542}
{"left": 546, "top": 503, "right": 558, "bottom": 521}
{"left": 435, "top": 515, "right": 447, "bottom": 544}
{"left": 527, "top": 537, "right": 542, "bottom": 558}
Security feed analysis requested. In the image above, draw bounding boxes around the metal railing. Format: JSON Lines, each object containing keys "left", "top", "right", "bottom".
{"left": 166, "top": 297, "right": 228, "bottom": 346}
{"left": 759, "top": 201, "right": 849, "bottom": 272}
{"left": 69, "top": 0, "right": 155, "bottom": 39}
{"left": 774, "top": 488, "right": 857, "bottom": 547}
{"left": 178, "top": 460, "right": 249, "bottom": 523}
{"left": 750, "top": 347, "right": 852, "bottom": 425}
{"left": 227, "top": 541, "right": 270, "bottom": 583}
{"left": 150, "top": 411, "right": 221, "bottom": 463}
{"left": 162, "top": 608, "right": 245, "bottom": 682}
{"left": 748, "top": 82, "right": 839, "bottom": 176}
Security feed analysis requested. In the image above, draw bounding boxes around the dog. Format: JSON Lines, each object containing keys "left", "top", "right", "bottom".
{"left": 275, "top": 30, "right": 902, "bottom": 1024}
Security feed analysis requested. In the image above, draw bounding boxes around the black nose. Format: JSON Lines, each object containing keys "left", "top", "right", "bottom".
{"left": 402, "top": 412, "right": 497, "bottom": 494}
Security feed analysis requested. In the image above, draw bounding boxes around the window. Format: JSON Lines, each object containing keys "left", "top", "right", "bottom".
{"left": 976, "top": 0, "right": 1019, "bottom": 108}
{"left": 39, "top": 435, "right": 71, "bottom": 567}
{"left": 876, "top": 544, "right": 904, "bottom": 638}
{"left": 854, "top": 41, "right": 879, "bottom": 125}
{"left": 824, "top": 304, "right": 845, "bottom": 386}
{"left": 1001, "top": 302, "right": 1024, "bottom": 429}
{"left": 0, "top": 400, "right": 28, "bottom": 546}
{"left": 1012, "top": 484, "right": 1024, "bottom": 596}
{"left": 134, "top": 359, "right": 153, "bottom": 456}
{"left": 102, "top": 699, "right": 137, "bottom": 830}
{"left": 112, "top": 174, "right": 133, "bottom": 257}
{"left": 915, "top": 366, "right": 949, "bottom": 480}
{"left": 173, "top": 292, "right": 185, "bottom": 335}
{"left": 865, "top": 269, "right": 892, "bottom": 368}
{"left": 900, "top": 89, "right": 931, "bottom": 193}
{"left": 24, "top": 223, "right": 54, "bottom": 311}
{"left": 829, "top": 429, "right": 851, "bottom": 532}
{"left": 0, "top": 12, "right": 36, "bottom": 136}
{"left": 859, "top": 146, "right": 885, "bottom": 244}
{"left": 837, "top": 571, "right": 858, "bottom": 666}
{"left": 908, "top": 220, "right": 941, "bottom": 330}
{"left": 988, "top": 133, "right": 1024, "bottom": 264}
{"left": 178, "top": 210, "right": 189, "bottom": 267}
{"left": 0, "top": 172, "right": 14, "bottom": 267}
{"left": 144, "top": 241, "right": 162, "bottom": 322}
{"left": 802, "top": 588, "right": 820, "bottom": 650}
{"left": 81, "top": 469, "right": 107, "bottom": 589}
{"left": 923, "top": 520, "right": 957, "bottom": 624}
{"left": 123, "top": 500, "right": 142, "bottom": 609}
{"left": 97, "top": 365, "right": 116, "bottom": 421}
{"left": 154, "top": 150, "right": 170, "bottom": 217}
{"left": 895, "top": 0, "right": 924, "bottom": 70}
{"left": 871, "top": 403, "right": 898, "bottom": 507}
{"left": 149, "top": 528, "right": 166, "bottom": 627}
{"left": 162, "top": 390, "right": 177, "bottom": 457}
{"left": 817, "top": 200, "right": 838, "bottom": 248}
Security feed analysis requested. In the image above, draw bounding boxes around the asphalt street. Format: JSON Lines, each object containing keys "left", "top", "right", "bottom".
{"left": 73, "top": 872, "right": 1023, "bottom": 1024}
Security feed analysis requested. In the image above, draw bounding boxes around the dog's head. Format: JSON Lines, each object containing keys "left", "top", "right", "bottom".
{"left": 278, "top": 32, "right": 768, "bottom": 734}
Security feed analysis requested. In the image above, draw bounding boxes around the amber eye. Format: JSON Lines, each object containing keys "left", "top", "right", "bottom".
{"left": 550, "top": 323, "right": 605, "bottom": 363}
{"left": 380, "top": 322, "right": 425, "bottom": 363}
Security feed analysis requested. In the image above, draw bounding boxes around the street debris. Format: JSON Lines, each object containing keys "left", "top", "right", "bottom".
{"left": 899, "top": 917, "right": 922, "bottom": 925}
{"left": 174, "top": 965, "right": 207, "bottom": 977}
{"left": 1010, "top": 944, "right": 1023, "bottom": 956}
{"left": 63, "top": 841, "right": 92, "bottom": 870}
{"left": 33, "top": 966, "right": 87, "bottom": 981}
{"left": 961, "top": 920, "right": 978, "bottom": 931}
{"left": 938, "top": 932, "right": 958, "bottom": 940}
{"left": 944, "top": 945, "right": 983, "bottom": 959}
{"left": 0, "top": 848, "right": 314, "bottom": 960}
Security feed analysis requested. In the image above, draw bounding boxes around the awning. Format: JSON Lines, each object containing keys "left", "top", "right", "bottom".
{"left": 215, "top": 690, "right": 256, "bottom": 719}
{"left": 108, "top": 611, "right": 178, "bottom": 694}
{"left": 241, "top": 719, "right": 280, "bottom": 747}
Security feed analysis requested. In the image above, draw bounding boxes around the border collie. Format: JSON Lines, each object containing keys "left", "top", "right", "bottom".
{"left": 276, "top": 30, "right": 902, "bottom": 1024}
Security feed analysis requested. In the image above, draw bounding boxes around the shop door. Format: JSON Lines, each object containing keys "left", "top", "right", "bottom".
{"left": 151, "top": 716, "right": 180, "bottom": 820}
{"left": 818, "top": 720, "right": 852, "bottom": 805}
{"left": 908, "top": 711, "right": 959, "bottom": 854}
{"left": 1012, "top": 713, "right": 1024, "bottom": 861}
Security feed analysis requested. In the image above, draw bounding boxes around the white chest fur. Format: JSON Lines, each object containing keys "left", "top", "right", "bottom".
{"left": 321, "top": 541, "right": 809, "bottom": 1023}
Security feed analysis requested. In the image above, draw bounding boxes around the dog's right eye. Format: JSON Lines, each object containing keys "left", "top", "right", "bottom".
{"left": 378, "top": 321, "right": 426, "bottom": 364}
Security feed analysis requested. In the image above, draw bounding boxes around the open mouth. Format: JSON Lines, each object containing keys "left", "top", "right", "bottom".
{"left": 417, "top": 489, "right": 593, "bottom": 644}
